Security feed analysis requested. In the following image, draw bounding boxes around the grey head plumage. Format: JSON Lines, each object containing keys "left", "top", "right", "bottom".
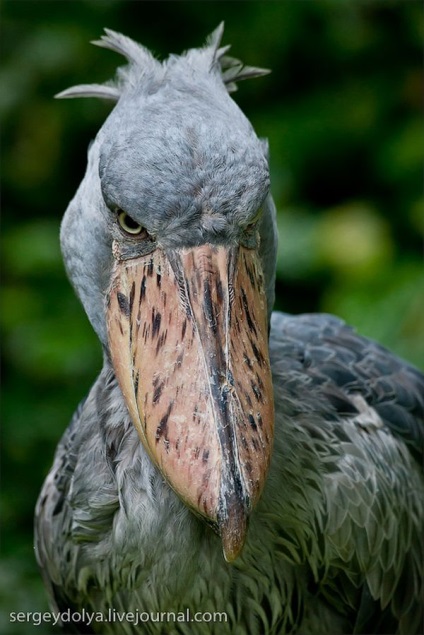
{"left": 59, "top": 23, "right": 277, "bottom": 347}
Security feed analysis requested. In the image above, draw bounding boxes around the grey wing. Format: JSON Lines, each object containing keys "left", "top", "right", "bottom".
{"left": 34, "top": 400, "right": 94, "bottom": 631}
{"left": 269, "top": 312, "right": 424, "bottom": 635}
{"left": 34, "top": 396, "right": 116, "bottom": 634}
{"left": 271, "top": 311, "right": 424, "bottom": 460}
{"left": 272, "top": 313, "right": 424, "bottom": 466}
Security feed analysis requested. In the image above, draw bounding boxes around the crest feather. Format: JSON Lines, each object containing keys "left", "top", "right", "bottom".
{"left": 219, "top": 55, "right": 270, "bottom": 93}
{"left": 206, "top": 22, "right": 225, "bottom": 57}
{"left": 91, "top": 28, "right": 160, "bottom": 68}
{"left": 55, "top": 25, "right": 269, "bottom": 102}
{"left": 203, "top": 22, "right": 270, "bottom": 91}
{"left": 55, "top": 84, "right": 120, "bottom": 101}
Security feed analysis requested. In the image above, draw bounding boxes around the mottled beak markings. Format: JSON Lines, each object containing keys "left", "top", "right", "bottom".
{"left": 107, "top": 243, "right": 274, "bottom": 561}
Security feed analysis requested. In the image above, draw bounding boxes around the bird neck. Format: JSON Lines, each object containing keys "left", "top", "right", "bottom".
{"left": 258, "top": 194, "right": 278, "bottom": 318}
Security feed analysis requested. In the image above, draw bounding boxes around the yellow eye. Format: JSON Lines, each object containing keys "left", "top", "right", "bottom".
{"left": 118, "top": 210, "right": 143, "bottom": 235}
{"left": 245, "top": 209, "right": 262, "bottom": 233}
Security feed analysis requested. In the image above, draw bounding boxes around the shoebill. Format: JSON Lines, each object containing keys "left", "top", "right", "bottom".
{"left": 35, "top": 25, "right": 424, "bottom": 635}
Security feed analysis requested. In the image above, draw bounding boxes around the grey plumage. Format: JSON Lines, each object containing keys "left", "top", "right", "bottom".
{"left": 35, "top": 26, "right": 424, "bottom": 635}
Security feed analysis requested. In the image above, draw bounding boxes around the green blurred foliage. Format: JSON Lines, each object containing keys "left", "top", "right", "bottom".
{"left": 1, "top": 1, "right": 423, "bottom": 632}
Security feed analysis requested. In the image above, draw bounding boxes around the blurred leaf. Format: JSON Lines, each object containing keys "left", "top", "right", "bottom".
{"left": 1, "top": 220, "right": 62, "bottom": 277}
{"left": 276, "top": 209, "right": 320, "bottom": 279}
{"left": 4, "top": 312, "right": 100, "bottom": 380}
{"left": 323, "top": 261, "right": 424, "bottom": 368}
{"left": 314, "top": 203, "right": 394, "bottom": 279}
{"left": 376, "top": 118, "right": 424, "bottom": 189}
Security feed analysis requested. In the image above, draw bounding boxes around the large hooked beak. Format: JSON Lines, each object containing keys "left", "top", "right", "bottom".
{"left": 107, "top": 244, "right": 274, "bottom": 561}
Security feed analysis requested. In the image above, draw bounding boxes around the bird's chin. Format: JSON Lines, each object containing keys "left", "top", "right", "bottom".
{"left": 106, "top": 243, "right": 274, "bottom": 561}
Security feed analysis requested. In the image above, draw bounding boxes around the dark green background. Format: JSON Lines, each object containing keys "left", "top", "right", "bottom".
{"left": 1, "top": 1, "right": 423, "bottom": 632}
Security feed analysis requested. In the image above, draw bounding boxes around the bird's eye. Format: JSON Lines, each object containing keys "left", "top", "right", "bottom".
{"left": 245, "top": 221, "right": 257, "bottom": 233}
{"left": 118, "top": 211, "right": 143, "bottom": 235}
{"left": 245, "top": 210, "right": 262, "bottom": 234}
{"left": 245, "top": 220, "right": 260, "bottom": 236}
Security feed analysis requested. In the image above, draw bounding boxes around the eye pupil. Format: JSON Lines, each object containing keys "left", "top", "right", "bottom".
{"left": 118, "top": 210, "right": 143, "bottom": 235}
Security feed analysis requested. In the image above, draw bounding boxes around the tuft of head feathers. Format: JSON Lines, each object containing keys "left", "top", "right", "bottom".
{"left": 55, "top": 23, "right": 270, "bottom": 102}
